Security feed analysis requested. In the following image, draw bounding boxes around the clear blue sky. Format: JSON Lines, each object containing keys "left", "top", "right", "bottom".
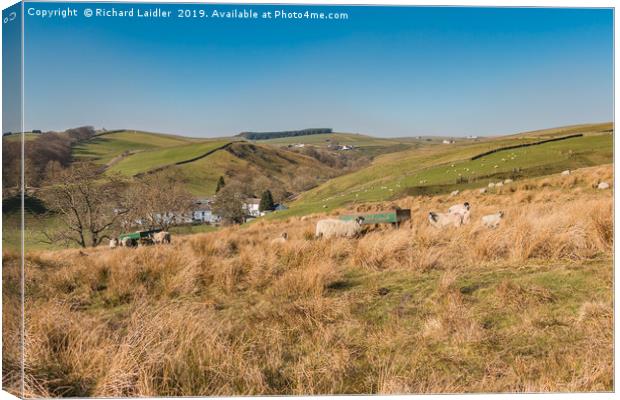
{"left": 20, "top": 4, "right": 613, "bottom": 137}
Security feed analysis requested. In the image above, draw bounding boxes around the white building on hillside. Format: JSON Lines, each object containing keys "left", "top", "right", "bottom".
{"left": 192, "top": 199, "right": 220, "bottom": 224}
{"left": 243, "top": 198, "right": 261, "bottom": 218}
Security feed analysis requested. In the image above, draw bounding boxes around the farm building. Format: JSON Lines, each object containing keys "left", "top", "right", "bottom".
{"left": 243, "top": 198, "right": 261, "bottom": 218}
{"left": 192, "top": 199, "right": 220, "bottom": 224}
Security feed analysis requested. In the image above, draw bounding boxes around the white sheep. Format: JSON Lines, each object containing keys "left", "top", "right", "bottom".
{"left": 479, "top": 188, "right": 487, "bottom": 194}
{"left": 315, "top": 217, "right": 365, "bottom": 239}
{"left": 504, "top": 179, "right": 513, "bottom": 184}
{"left": 561, "top": 170, "right": 571, "bottom": 176}
{"left": 448, "top": 202, "right": 471, "bottom": 224}
{"left": 495, "top": 182, "right": 504, "bottom": 188}
{"left": 450, "top": 190, "right": 460, "bottom": 197}
{"left": 153, "top": 231, "right": 171, "bottom": 244}
{"left": 598, "top": 182, "right": 610, "bottom": 190}
{"left": 481, "top": 211, "right": 504, "bottom": 228}
{"left": 488, "top": 182, "right": 496, "bottom": 188}
{"left": 109, "top": 238, "right": 118, "bottom": 249}
{"left": 428, "top": 212, "right": 463, "bottom": 228}
{"left": 271, "top": 232, "right": 288, "bottom": 245}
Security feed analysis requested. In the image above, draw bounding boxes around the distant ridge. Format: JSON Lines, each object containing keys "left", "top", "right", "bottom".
{"left": 237, "top": 128, "right": 332, "bottom": 140}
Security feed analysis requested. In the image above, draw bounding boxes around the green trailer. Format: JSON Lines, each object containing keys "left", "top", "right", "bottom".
{"left": 118, "top": 229, "right": 162, "bottom": 246}
{"left": 339, "top": 209, "right": 411, "bottom": 227}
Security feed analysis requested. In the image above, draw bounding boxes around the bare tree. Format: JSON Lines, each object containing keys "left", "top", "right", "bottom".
{"left": 212, "top": 181, "right": 247, "bottom": 225}
{"left": 40, "top": 162, "right": 128, "bottom": 248}
{"left": 123, "top": 170, "right": 194, "bottom": 231}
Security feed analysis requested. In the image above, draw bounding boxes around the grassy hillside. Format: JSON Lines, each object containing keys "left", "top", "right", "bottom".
{"left": 259, "top": 132, "right": 400, "bottom": 147}
{"left": 502, "top": 122, "right": 613, "bottom": 139}
{"left": 2, "top": 132, "right": 41, "bottom": 142}
{"left": 170, "top": 142, "right": 339, "bottom": 197}
{"left": 6, "top": 165, "right": 612, "bottom": 396}
{"left": 73, "top": 130, "right": 196, "bottom": 164}
{"left": 277, "top": 125, "right": 612, "bottom": 217}
{"left": 107, "top": 140, "right": 232, "bottom": 176}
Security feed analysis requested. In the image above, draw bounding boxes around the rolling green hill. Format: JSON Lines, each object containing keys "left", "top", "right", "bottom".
{"left": 259, "top": 132, "right": 400, "bottom": 147}
{"left": 73, "top": 130, "right": 199, "bottom": 165}
{"left": 273, "top": 124, "right": 613, "bottom": 217}
{"left": 72, "top": 131, "right": 340, "bottom": 197}
{"left": 169, "top": 142, "right": 339, "bottom": 197}
{"left": 107, "top": 140, "right": 232, "bottom": 176}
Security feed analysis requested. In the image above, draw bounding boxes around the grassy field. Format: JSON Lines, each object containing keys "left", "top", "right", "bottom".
{"left": 6, "top": 165, "right": 612, "bottom": 396}
{"left": 73, "top": 131, "right": 195, "bottom": 164}
{"left": 2, "top": 132, "right": 41, "bottom": 142}
{"left": 107, "top": 140, "right": 231, "bottom": 176}
{"left": 258, "top": 132, "right": 403, "bottom": 147}
{"left": 273, "top": 127, "right": 612, "bottom": 218}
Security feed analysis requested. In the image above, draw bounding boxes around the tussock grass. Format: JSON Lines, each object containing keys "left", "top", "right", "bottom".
{"left": 4, "top": 165, "right": 613, "bottom": 396}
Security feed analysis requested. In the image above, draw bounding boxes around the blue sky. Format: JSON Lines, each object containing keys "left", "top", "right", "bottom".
{"left": 19, "top": 4, "right": 613, "bottom": 137}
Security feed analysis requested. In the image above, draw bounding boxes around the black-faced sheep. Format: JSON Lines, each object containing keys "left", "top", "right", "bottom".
{"left": 315, "top": 217, "right": 365, "bottom": 239}
{"left": 448, "top": 202, "right": 471, "bottom": 224}
{"left": 271, "top": 232, "right": 288, "bottom": 245}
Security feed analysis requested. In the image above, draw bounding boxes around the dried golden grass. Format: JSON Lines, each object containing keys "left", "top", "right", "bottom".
{"left": 5, "top": 164, "right": 612, "bottom": 396}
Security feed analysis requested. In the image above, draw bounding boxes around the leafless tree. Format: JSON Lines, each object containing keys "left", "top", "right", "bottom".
{"left": 40, "top": 162, "right": 128, "bottom": 248}
{"left": 212, "top": 181, "right": 247, "bottom": 225}
{"left": 123, "top": 170, "right": 194, "bottom": 231}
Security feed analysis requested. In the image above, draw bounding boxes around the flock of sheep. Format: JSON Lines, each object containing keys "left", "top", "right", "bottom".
{"left": 113, "top": 169, "right": 611, "bottom": 247}
{"left": 292, "top": 204, "right": 502, "bottom": 242}
{"left": 109, "top": 231, "right": 171, "bottom": 248}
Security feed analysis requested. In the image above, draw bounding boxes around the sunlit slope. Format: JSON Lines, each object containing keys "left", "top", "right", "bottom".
{"left": 107, "top": 140, "right": 232, "bottom": 176}
{"left": 502, "top": 122, "right": 613, "bottom": 139}
{"left": 279, "top": 125, "right": 612, "bottom": 216}
{"left": 259, "top": 132, "right": 403, "bottom": 147}
{"left": 171, "top": 142, "right": 339, "bottom": 197}
{"left": 73, "top": 130, "right": 197, "bottom": 164}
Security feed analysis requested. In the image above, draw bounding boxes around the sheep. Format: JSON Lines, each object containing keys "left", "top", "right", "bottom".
{"left": 153, "top": 231, "right": 171, "bottom": 244}
{"left": 561, "top": 170, "right": 571, "bottom": 176}
{"left": 271, "top": 232, "right": 288, "bottom": 245}
{"left": 109, "top": 238, "right": 118, "bottom": 249}
{"left": 481, "top": 211, "right": 504, "bottom": 228}
{"left": 428, "top": 212, "right": 463, "bottom": 228}
{"left": 598, "top": 182, "right": 610, "bottom": 190}
{"left": 479, "top": 188, "right": 487, "bottom": 194}
{"left": 495, "top": 182, "right": 504, "bottom": 188}
{"left": 448, "top": 202, "right": 471, "bottom": 224}
{"left": 450, "top": 190, "right": 460, "bottom": 197}
{"left": 488, "top": 182, "right": 496, "bottom": 188}
{"left": 504, "top": 179, "right": 513, "bottom": 184}
{"left": 315, "top": 216, "right": 365, "bottom": 239}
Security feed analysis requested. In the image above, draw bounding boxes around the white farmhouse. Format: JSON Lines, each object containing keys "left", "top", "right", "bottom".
{"left": 243, "top": 198, "right": 261, "bottom": 218}
{"left": 192, "top": 199, "right": 220, "bottom": 224}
